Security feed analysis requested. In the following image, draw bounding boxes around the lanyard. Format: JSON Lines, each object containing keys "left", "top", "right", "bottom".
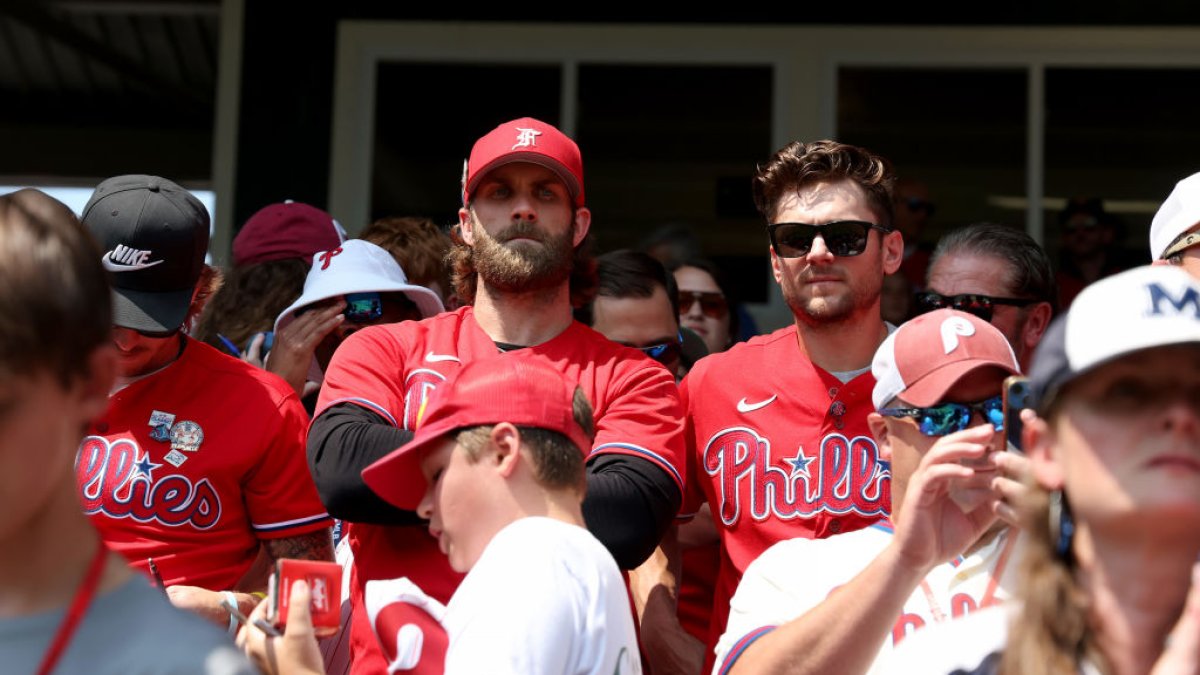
{"left": 36, "top": 541, "right": 108, "bottom": 675}
{"left": 918, "top": 532, "right": 1016, "bottom": 623}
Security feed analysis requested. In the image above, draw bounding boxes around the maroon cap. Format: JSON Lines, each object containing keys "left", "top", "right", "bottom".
{"left": 872, "top": 309, "right": 1020, "bottom": 408}
{"left": 232, "top": 201, "right": 345, "bottom": 268}
{"left": 461, "top": 117, "right": 585, "bottom": 208}
{"left": 363, "top": 354, "right": 593, "bottom": 510}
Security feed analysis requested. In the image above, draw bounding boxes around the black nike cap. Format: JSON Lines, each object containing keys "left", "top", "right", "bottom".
{"left": 82, "top": 175, "right": 210, "bottom": 334}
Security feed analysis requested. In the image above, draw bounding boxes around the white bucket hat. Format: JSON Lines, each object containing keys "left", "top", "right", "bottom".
{"left": 274, "top": 239, "right": 445, "bottom": 382}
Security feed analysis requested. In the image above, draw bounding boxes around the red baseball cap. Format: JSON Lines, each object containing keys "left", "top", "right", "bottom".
{"left": 461, "top": 117, "right": 585, "bottom": 208}
{"left": 363, "top": 354, "right": 593, "bottom": 510}
{"left": 232, "top": 201, "right": 346, "bottom": 268}
{"left": 871, "top": 309, "right": 1020, "bottom": 409}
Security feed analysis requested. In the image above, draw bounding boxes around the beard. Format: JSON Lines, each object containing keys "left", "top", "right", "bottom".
{"left": 782, "top": 264, "right": 884, "bottom": 327}
{"left": 471, "top": 219, "right": 575, "bottom": 294}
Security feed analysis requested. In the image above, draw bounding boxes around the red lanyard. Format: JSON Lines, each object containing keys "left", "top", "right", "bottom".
{"left": 918, "top": 532, "right": 1016, "bottom": 622}
{"left": 36, "top": 541, "right": 108, "bottom": 675}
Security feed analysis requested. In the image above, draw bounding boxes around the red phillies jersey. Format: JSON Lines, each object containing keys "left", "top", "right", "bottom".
{"left": 681, "top": 325, "right": 890, "bottom": 656}
{"left": 78, "top": 338, "right": 332, "bottom": 590}
{"left": 315, "top": 306, "right": 687, "bottom": 673}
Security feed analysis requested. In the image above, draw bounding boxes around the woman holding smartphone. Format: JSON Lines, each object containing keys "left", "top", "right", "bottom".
{"left": 888, "top": 264, "right": 1200, "bottom": 675}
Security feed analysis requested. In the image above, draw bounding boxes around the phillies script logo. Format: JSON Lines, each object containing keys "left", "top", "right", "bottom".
{"left": 891, "top": 594, "right": 995, "bottom": 645}
{"left": 77, "top": 436, "right": 221, "bottom": 529}
{"left": 703, "top": 426, "right": 889, "bottom": 525}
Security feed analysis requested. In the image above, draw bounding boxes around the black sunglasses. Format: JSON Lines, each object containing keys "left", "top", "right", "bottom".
{"left": 900, "top": 196, "right": 936, "bottom": 217}
{"left": 767, "top": 220, "right": 891, "bottom": 258}
{"left": 913, "top": 291, "right": 1038, "bottom": 323}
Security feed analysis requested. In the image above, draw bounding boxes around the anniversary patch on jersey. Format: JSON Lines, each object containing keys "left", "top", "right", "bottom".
{"left": 702, "top": 425, "right": 889, "bottom": 525}
{"left": 77, "top": 436, "right": 221, "bottom": 529}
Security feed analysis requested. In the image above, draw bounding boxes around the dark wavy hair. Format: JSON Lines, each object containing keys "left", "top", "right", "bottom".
{"left": 752, "top": 140, "right": 895, "bottom": 227}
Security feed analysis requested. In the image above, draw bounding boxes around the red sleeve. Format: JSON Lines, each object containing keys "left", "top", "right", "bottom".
{"left": 679, "top": 368, "right": 706, "bottom": 520}
{"left": 315, "top": 326, "right": 409, "bottom": 427}
{"left": 589, "top": 362, "right": 686, "bottom": 499}
{"left": 244, "top": 389, "right": 334, "bottom": 539}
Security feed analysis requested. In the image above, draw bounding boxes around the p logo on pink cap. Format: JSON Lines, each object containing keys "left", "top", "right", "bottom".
{"left": 872, "top": 309, "right": 1020, "bottom": 409}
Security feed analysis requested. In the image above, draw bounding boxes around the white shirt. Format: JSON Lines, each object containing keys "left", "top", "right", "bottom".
{"left": 714, "top": 522, "right": 1021, "bottom": 675}
{"left": 443, "top": 517, "right": 642, "bottom": 675}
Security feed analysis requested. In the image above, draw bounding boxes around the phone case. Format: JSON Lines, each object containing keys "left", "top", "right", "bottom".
{"left": 271, "top": 559, "right": 342, "bottom": 630}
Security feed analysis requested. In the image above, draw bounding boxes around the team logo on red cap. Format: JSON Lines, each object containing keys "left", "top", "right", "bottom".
{"left": 512, "top": 127, "right": 542, "bottom": 149}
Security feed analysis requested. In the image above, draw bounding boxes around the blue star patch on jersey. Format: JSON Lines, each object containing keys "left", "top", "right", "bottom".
{"left": 133, "top": 453, "right": 163, "bottom": 482}
{"left": 785, "top": 448, "right": 814, "bottom": 478}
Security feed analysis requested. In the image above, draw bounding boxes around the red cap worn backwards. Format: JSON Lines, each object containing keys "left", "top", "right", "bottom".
{"left": 362, "top": 354, "right": 593, "bottom": 511}
{"left": 461, "top": 117, "right": 585, "bottom": 208}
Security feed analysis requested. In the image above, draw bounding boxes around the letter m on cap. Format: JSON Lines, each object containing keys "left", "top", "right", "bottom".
{"left": 1147, "top": 283, "right": 1200, "bottom": 318}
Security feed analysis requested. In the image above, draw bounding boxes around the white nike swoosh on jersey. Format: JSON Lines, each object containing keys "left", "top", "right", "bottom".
{"left": 736, "top": 395, "right": 778, "bottom": 413}
{"left": 424, "top": 352, "right": 461, "bottom": 363}
{"left": 101, "top": 255, "right": 164, "bottom": 273}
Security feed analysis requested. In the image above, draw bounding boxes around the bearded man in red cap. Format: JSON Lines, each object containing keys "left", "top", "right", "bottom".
{"left": 308, "top": 118, "right": 686, "bottom": 672}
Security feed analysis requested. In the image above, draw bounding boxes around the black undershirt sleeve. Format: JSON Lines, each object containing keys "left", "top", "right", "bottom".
{"left": 307, "top": 403, "right": 424, "bottom": 525}
{"left": 583, "top": 453, "right": 682, "bottom": 570}
{"left": 309, "top": 402, "right": 683, "bottom": 566}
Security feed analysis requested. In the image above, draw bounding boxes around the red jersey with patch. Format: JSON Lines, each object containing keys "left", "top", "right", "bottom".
{"left": 681, "top": 325, "right": 890, "bottom": 658}
{"left": 315, "top": 306, "right": 686, "bottom": 673}
{"left": 77, "top": 337, "right": 332, "bottom": 590}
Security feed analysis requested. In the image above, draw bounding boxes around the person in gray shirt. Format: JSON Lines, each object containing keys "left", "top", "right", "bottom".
{"left": 0, "top": 188, "right": 253, "bottom": 675}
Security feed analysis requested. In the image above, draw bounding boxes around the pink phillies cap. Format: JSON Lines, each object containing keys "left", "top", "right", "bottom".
{"left": 363, "top": 354, "right": 594, "bottom": 510}
{"left": 232, "top": 200, "right": 347, "bottom": 267}
{"left": 461, "top": 117, "right": 585, "bottom": 208}
{"left": 871, "top": 309, "right": 1020, "bottom": 409}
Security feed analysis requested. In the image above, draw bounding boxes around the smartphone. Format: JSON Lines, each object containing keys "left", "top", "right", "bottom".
{"left": 268, "top": 559, "right": 342, "bottom": 630}
{"left": 1002, "top": 375, "right": 1032, "bottom": 452}
{"left": 250, "top": 331, "right": 273, "bottom": 359}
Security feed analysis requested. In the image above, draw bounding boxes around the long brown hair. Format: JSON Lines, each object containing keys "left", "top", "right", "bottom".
{"left": 192, "top": 259, "right": 308, "bottom": 350}
{"left": 1000, "top": 482, "right": 1110, "bottom": 675}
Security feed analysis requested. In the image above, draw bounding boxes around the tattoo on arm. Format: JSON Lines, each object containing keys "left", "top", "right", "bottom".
{"left": 264, "top": 529, "right": 335, "bottom": 563}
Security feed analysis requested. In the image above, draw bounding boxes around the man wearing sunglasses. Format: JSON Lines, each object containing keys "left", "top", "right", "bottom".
{"left": 578, "top": 249, "right": 701, "bottom": 379}
{"left": 893, "top": 177, "right": 936, "bottom": 288}
{"left": 76, "top": 175, "right": 334, "bottom": 631}
{"left": 714, "top": 308, "right": 1022, "bottom": 675}
{"left": 675, "top": 140, "right": 904, "bottom": 669}
{"left": 309, "top": 119, "right": 686, "bottom": 673}
{"left": 921, "top": 223, "right": 1057, "bottom": 370}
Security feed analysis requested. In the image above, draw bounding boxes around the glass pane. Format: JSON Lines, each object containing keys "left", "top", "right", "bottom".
{"left": 838, "top": 67, "right": 1028, "bottom": 286}
{"left": 577, "top": 64, "right": 773, "bottom": 302}
{"left": 1044, "top": 68, "right": 1200, "bottom": 271}
{"left": 370, "top": 63, "right": 562, "bottom": 225}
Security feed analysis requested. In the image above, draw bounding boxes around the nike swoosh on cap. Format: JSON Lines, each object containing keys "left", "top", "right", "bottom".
{"left": 424, "top": 352, "right": 461, "bottom": 363}
{"left": 736, "top": 395, "right": 778, "bottom": 413}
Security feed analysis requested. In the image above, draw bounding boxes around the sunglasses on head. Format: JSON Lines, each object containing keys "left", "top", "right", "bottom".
{"left": 637, "top": 332, "right": 683, "bottom": 366}
{"left": 767, "top": 220, "right": 891, "bottom": 258}
{"left": 878, "top": 395, "right": 1004, "bottom": 437}
{"left": 678, "top": 291, "right": 728, "bottom": 319}
{"left": 913, "top": 291, "right": 1038, "bottom": 323}
{"left": 900, "top": 196, "right": 936, "bottom": 216}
